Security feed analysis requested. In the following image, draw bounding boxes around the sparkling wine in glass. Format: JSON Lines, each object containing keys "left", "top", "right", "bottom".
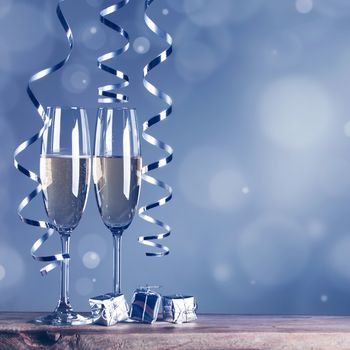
{"left": 93, "top": 107, "right": 141, "bottom": 295}
{"left": 36, "top": 106, "right": 91, "bottom": 325}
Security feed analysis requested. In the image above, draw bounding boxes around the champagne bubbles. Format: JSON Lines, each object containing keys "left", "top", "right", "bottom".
{"left": 238, "top": 216, "right": 310, "bottom": 286}
{"left": 259, "top": 77, "right": 332, "bottom": 150}
{"left": 61, "top": 64, "right": 90, "bottom": 94}
{"left": 133, "top": 37, "right": 150, "bottom": 54}
{"left": 0, "top": 0, "right": 12, "bottom": 18}
{"left": 296, "top": 0, "right": 313, "bottom": 14}
{"left": 82, "top": 251, "right": 101, "bottom": 269}
{"left": 184, "top": 0, "right": 232, "bottom": 27}
{"left": 0, "top": 244, "right": 24, "bottom": 289}
{"left": 75, "top": 277, "right": 94, "bottom": 296}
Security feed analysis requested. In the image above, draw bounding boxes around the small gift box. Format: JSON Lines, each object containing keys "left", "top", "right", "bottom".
{"left": 130, "top": 286, "right": 161, "bottom": 324}
{"left": 89, "top": 293, "right": 129, "bottom": 326}
{"left": 162, "top": 295, "right": 197, "bottom": 324}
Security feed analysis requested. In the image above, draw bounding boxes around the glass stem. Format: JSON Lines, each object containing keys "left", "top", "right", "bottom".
{"left": 112, "top": 231, "right": 123, "bottom": 295}
{"left": 57, "top": 232, "right": 71, "bottom": 312}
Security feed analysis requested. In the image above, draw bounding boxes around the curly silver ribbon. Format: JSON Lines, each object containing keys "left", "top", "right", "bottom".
{"left": 138, "top": 0, "right": 173, "bottom": 256}
{"left": 98, "top": 0, "right": 130, "bottom": 103}
{"left": 13, "top": 0, "right": 73, "bottom": 275}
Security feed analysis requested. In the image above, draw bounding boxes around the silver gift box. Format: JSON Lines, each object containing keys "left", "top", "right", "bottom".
{"left": 162, "top": 295, "right": 197, "bottom": 324}
{"left": 89, "top": 293, "right": 129, "bottom": 326}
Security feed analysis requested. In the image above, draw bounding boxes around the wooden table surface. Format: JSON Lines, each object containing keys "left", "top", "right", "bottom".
{"left": 1, "top": 312, "right": 350, "bottom": 349}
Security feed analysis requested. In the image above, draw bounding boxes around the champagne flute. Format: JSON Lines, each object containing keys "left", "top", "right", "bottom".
{"left": 93, "top": 107, "right": 141, "bottom": 295}
{"left": 37, "top": 106, "right": 91, "bottom": 325}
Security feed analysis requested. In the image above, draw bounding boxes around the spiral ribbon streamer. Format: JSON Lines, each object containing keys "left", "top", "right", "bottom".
{"left": 13, "top": 0, "right": 73, "bottom": 275}
{"left": 138, "top": 0, "right": 173, "bottom": 256}
{"left": 98, "top": 0, "right": 130, "bottom": 103}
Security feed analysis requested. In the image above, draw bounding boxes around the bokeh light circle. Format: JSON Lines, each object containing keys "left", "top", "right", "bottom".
{"left": 242, "top": 187, "right": 250, "bottom": 194}
{"left": 75, "top": 277, "right": 94, "bottom": 296}
{"left": 133, "top": 37, "right": 150, "bottom": 54}
{"left": 79, "top": 22, "right": 106, "bottom": 51}
{"left": 0, "top": 244, "right": 24, "bottom": 289}
{"left": 61, "top": 64, "right": 90, "bottom": 94}
{"left": 259, "top": 77, "right": 332, "bottom": 150}
{"left": 162, "top": 8, "right": 169, "bottom": 15}
{"left": 238, "top": 216, "right": 310, "bottom": 286}
{"left": 296, "top": 0, "right": 313, "bottom": 14}
{"left": 320, "top": 294, "right": 328, "bottom": 303}
{"left": 212, "top": 263, "right": 232, "bottom": 283}
{"left": 82, "top": 251, "right": 101, "bottom": 269}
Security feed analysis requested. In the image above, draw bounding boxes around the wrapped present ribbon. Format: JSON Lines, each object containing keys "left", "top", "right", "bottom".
{"left": 163, "top": 295, "right": 197, "bottom": 324}
{"left": 130, "top": 286, "right": 161, "bottom": 324}
{"left": 89, "top": 293, "right": 129, "bottom": 326}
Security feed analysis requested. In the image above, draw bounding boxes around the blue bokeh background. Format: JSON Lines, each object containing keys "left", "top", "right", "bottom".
{"left": 2, "top": 0, "right": 350, "bottom": 314}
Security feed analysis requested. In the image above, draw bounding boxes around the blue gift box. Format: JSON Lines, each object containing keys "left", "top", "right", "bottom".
{"left": 130, "top": 287, "right": 161, "bottom": 324}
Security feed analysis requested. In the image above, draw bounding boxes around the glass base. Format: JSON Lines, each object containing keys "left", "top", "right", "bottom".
{"left": 34, "top": 311, "right": 93, "bottom": 326}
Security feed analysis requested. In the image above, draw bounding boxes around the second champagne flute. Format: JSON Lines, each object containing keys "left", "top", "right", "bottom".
{"left": 93, "top": 107, "right": 141, "bottom": 295}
